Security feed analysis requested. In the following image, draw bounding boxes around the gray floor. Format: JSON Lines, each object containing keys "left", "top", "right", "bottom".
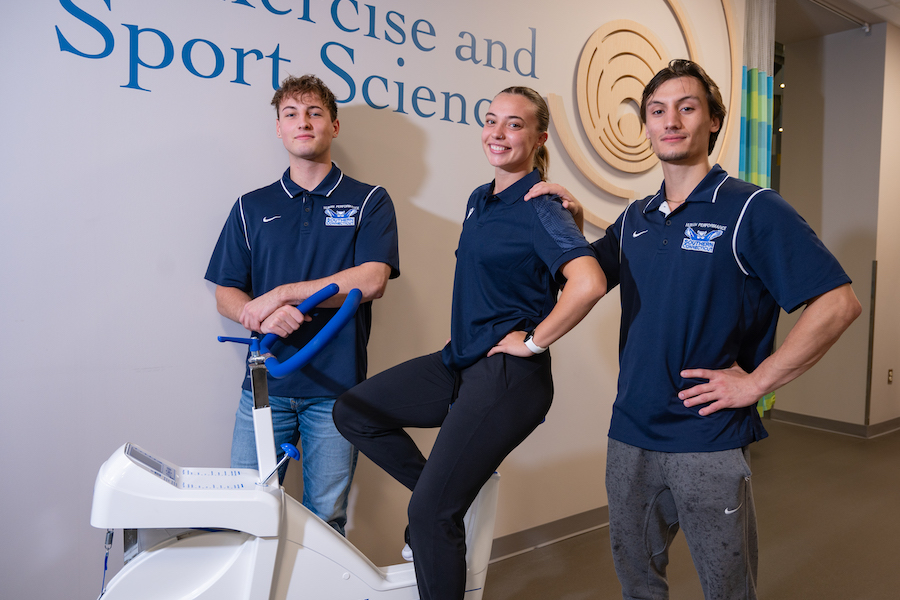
{"left": 483, "top": 419, "right": 900, "bottom": 599}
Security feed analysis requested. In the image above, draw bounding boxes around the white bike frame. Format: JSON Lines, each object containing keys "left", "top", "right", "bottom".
{"left": 90, "top": 286, "right": 501, "bottom": 599}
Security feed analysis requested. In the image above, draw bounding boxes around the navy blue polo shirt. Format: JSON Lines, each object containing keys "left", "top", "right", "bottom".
{"left": 442, "top": 169, "right": 594, "bottom": 371}
{"left": 593, "top": 165, "right": 850, "bottom": 452}
{"left": 205, "top": 164, "right": 400, "bottom": 397}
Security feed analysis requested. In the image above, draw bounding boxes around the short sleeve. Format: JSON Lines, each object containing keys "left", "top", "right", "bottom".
{"left": 205, "top": 198, "right": 253, "bottom": 292}
{"left": 530, "top": 195, "right": 594, "bottom": 280}
{"left": 353, "top": 187, "right": 400, "bottom": 279}
{"left": 591, "top": 209, "right": 626, "bottom": 291}
{"left": 735, "top": 190, "right": 850, "bottom": 313}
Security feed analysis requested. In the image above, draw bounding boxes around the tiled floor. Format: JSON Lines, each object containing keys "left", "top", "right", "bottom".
{"left": 483, "top": 419, "right": 900, "bottom": 599}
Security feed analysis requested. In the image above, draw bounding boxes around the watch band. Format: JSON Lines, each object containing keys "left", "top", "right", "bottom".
{"left": 523, "top": 330, "right": 547, "bottom": 354}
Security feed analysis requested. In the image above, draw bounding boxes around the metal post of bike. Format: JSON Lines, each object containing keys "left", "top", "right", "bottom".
{"left": 248, "top": 340, "right": 278, "bottom": 488}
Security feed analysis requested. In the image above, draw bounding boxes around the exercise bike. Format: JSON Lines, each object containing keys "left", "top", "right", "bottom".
{"left": 90, "top": 284, "right": 501, "bottom": 599}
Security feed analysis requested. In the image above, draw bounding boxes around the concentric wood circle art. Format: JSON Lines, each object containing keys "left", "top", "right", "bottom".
{"left": 576, "top": 21, "right": 668, "bottom": 174}
{"left": 548, "top": 0, "right": 739, "bottom": 228}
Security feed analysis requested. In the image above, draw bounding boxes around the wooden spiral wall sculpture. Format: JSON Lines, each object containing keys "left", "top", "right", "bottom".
{"left": 548, "top": 0, "right": 740, "bottom": 229}
{"left": 576, "top": 21, "right": 668, "bottom": 174}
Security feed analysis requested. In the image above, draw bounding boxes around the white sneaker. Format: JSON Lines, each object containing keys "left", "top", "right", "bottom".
{"left": 402, "top": 525, "right": 413, "bottom": 561}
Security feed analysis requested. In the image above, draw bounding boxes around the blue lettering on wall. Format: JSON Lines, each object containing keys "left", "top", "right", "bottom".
{"left": 473, "top": 98, "right": 492, "bottom": 127}
{"left": 266, "top": 45, "right": 291, "bottom": 90}
{"left": 53, "top": 0, "right": 532, "bottom": 124}
{"left": 515, "top": 28, "right": 537, "bottom": 78}
{"left": 455, "top": 27, "right": 537, "bottom": 78}
{"left": 331, "top": 0, "right": 360, "bottom": 33}
{"left": 410, "top": 19, "right": 436, "bottom": 52}
{"left": 362, "top": 75, "right": 389, "bottom": 109}
{"left": 326, "top": 0, "right": 435, "bottom": 50}
{"left": 321, "top": 41, "right": 356, "bottom": 101}
{"left": 231, "top": 48, "right": 264, "bottom": 86}
{"left": 320, "top": 42, "right": 490, "bottom": 123}
{"left": 56, "top": 0, "right": 114, "bottom": 59}
{"left": 56, "top": 1, "right": 291, "bottom": 91}
{"left": 183, "top": 39, "right": 225, "bottom": 80}
{"left": 122, "top": 24, "right": 174, "bottom": 92}
{"left": 441, "top": 92, "right": 467, "bottom": 125}
{"left": 260, "top": 0, "right": 292, "bottom": 17}
{"left": 384, "top": 10, "right": 406, "bottom": 45}
{"left": 226, "top": 0, "right": 315, "bottom": 22}
{"left": 455, "top": 32, "right": 480, "bottom": 65}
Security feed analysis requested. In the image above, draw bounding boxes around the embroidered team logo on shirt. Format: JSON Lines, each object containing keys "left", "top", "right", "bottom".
{"left": 681, "top": 223, "right": 725, "bottom": 253}
{"left": 324, "top": 205, "right": 358, "bottom": 226}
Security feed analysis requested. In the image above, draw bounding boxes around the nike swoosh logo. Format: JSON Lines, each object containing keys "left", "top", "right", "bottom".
{"left": 632, "top": 230, "right": 648, "bottom": 238}
{"left": 724, "top": 503, "right": 743, "bottom": 515}
{"left": 465, "top": 207, "right": 475, "bottom": 221}
{"left": 263, "top": 215, "right": 281, "bottom": 223}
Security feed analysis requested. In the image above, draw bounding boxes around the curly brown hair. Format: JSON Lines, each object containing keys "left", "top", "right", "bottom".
{"left": 271, "top": 74, "right": 339, "bottom": 121}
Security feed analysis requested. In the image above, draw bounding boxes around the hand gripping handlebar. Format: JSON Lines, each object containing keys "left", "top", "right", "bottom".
{"left": 217, "top": 283, "right": 362, "bottom": 378}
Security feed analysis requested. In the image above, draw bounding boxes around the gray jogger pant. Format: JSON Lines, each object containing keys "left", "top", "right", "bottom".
{"left": 606, "top": 438, "right": 758, "bottom": 600}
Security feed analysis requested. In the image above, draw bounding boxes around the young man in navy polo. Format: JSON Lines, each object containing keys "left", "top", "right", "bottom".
{"left": 589, "top": 60, "right": 861, "bottom": 598}
{"left": 205, "top": 74, "right": 400, "bottom": 535}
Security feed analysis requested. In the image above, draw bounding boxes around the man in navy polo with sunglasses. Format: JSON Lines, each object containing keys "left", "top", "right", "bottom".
{"left": 205, "top": 74, "right": 399, "bottom": 536}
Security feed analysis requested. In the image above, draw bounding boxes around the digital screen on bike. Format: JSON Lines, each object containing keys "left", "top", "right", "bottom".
{"left": 132, "top": 451, "right": 162, "bottom": 473}
{"left": 125, "top": 444, "right": 177, "bottom": 485}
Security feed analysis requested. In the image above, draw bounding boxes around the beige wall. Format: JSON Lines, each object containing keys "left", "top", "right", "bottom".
{"left": 871, "top": 23, "right": 900, "bottom": 425}
{"left": 2, "top": 0, "right": 742, "bottom": 595}
{"left": 778, "top": 23, "right": 900, "bottom": 428}
{"left": 326, "top": 0, "right": 744, "bottom": 560}
{"left": 15, "top": 1, "right": 900, "bottom": 596}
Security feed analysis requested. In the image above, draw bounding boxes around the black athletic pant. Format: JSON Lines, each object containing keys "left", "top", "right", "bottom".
{"left": 333, "top": 350, "right": 553, "bottom": 600}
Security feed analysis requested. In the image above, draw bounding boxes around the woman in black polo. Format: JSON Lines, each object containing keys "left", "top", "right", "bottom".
{"left": 334, "top": 86, "right": 606, "bottom": 600}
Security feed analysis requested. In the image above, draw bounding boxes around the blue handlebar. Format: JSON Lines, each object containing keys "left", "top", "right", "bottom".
{"left": 263, "top": 285, "right": 362, "bottom": 378}
{"left": 218, "top": 283, "right": 362, "bottom": 379}
{"left": 258, "top": 283, "right": 342, "bottom": 354}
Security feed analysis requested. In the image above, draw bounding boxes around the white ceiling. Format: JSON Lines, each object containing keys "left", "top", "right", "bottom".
{"left": 847, "top": 0, "right": 900, "bottom": 26}
{"left": 776, "top": 0, "right": 897, "bottom": 44}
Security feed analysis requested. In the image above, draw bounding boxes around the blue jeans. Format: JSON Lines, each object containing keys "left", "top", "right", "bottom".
{"left": 231, "top": 389, "right": 358, "bottom": 535}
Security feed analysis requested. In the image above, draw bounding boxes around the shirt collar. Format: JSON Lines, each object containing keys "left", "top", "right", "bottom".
{"left": 488, "top": 169, "right": 543, "bottom": 205}
{"left": 645, "top": 164, "right": 729, "bottom": 214}
{"left": 280, "top": 163, "right": 344, "bottom": 199}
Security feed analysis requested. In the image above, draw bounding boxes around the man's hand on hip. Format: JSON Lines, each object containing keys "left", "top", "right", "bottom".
{"left": 679, "top": 363, "right": 764, "bottom": 416}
